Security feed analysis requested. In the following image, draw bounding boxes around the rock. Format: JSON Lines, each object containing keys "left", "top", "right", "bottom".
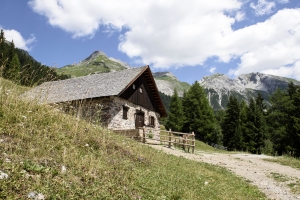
{"left": 27, "top": 192, "right": 37, "bottom": 199}
{"left": 27, "top": 192, "right": 45, "bottom": 200}
{"left": 61, "top": 165, "right": 67, "bottom": 174}
{"left": 0, "top": 171, "right": 9, "bottom": 179}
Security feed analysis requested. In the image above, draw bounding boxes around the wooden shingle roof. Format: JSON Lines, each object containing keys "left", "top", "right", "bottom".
{"left": 24, "top": 65, "right": 167, "bottom": 117}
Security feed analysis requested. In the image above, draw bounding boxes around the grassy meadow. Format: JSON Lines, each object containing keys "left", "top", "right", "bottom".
{"left": 0, "top": 78, "right": 267, "bottom": 199}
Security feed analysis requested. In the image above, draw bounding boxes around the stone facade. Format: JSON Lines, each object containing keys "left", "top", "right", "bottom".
{"left": 59, "top": 96, "right": 160, "bottom": 135}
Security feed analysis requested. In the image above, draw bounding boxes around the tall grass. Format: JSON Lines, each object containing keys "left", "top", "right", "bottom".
{"left": 0, "top": 78, "right": 266, "bottom": 199}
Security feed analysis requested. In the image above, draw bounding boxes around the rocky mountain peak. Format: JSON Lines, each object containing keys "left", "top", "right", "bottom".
{"left": 108, "top": 57, "right": 131, "bottom": 69}
{"left": 153, "top": 72, "right": 179, "bottom": 81}
{"left": 199, "top": 72, "right": 300, "bottom": 110}
{"left": 82, "top": 51, "right": 107, "bottom": 63}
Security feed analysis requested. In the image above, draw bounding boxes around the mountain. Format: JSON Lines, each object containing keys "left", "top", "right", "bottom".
{"left": 199, "top": 72, "right": 300, "bottom": 110}
{"left": 56, "top": 51, "right": 130, "bottom": 77}
{"left": 153, "top": 72, "right": 190, "bottom": 96}
{"left": 55, "top": 51, "right": 300, "bottom": 111}
{"left": 56, "top": 51, "right": 190, "bottom": 96}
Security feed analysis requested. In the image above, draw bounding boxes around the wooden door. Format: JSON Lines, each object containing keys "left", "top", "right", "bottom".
{"left": 135, "top": 112, "right": 144, "bottom": 128}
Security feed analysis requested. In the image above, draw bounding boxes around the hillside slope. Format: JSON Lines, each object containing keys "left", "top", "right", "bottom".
{"left": 56, "top": 51, "right": 130, "bottom": 77}
{"left": 0, "top": 78, "right": 265, "bottom": 199}
{"left": 153, "top": 72, "right": 190, "bottom": 96}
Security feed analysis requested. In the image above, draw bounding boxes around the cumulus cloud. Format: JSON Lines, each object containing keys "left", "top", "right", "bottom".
{"left": 228, "top": 9, "right": 300, "bottom": 80}
{"left": 0, "top": 27, "right": 35, "bottom": 51}
{"left": 209, "top": 67, "right": 217, "bottom": 73}
{"left": 28, "top": 1, "right": 300, "bottom": 80}
{"left": 250, "top": 0, "right": 276, "bottom": 16}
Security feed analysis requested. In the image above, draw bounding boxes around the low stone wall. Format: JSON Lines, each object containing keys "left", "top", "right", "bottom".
{"left": 113, "top": 129, "right": 141, "bottom": 141}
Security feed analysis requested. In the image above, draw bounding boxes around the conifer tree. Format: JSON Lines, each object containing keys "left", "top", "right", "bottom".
{"left": 286, "top": 82, "right": 300, "bottom": 156}
{"left": 222, "top": 95, "right": 242, "bottom": 150}
{"left": 267, "top": 89, "right": 291, "bottom": 155}
{"left": 0, "top": 29, "right": 8, "bottom": 75}
{"left": 165, "top": 89, "right": 185, "bottom": 132}
{"left": 182, "top": 81, "right": 216, "bottom": 142}
{"left": 244, "top": 98, "right": 266, "bottom": 154}
{"left": 6, "top": 54, "right": 20, "bottom": 83}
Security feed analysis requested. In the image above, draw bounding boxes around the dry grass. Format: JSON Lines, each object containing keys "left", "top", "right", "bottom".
{"left": 0, "top": 78, "right": 266, "bottom": 199}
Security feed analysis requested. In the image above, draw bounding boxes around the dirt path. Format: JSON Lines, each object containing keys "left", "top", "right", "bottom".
{"left": 149, "top": 145, "right": 300, "bottom": 200}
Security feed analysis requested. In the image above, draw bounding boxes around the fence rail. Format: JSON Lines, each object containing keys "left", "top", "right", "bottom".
{"left": 139, "top": 127, "right": 195, "bottom": 153}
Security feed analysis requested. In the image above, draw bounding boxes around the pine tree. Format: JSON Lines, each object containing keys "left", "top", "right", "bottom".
{"left": 266, "top": 89, "right": 291, "bottom": 155}
{"left": 165, "top": 89, "right": 185, "bottom": 132}
{"left": 244, "top": 98, "right": 266, "bottom": 154}
{"left": 6, "top": 54, "right": 20, "bottom": 83}
{"left": 222, "top": 95, "right": 242, "bottom": 150}
{"left": 182, "top": 81, "right": 216, "bottom": 142}
{"left": 255, "top": 93, "right": 266, "bottom": 113}
{"left": 286, "top": 82, "right": 300, "bottom": 156}
{"left": 3, "top": 40, "right": 20, "bottom": 82}
{"left": 0, "top": 29, "right": 8, "bottom": 75}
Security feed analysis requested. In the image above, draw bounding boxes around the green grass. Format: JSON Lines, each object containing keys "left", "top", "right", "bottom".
{"left": 269, "top": 172, "right": 289, "bottom": 182}
{"left": 0, "top": 78, "right": 266, "bottom": 199}
{"left": 265, "top": 156, "right": 300, "bottom": 194}
{"left": 264, "top": 156, "right": 300, "bottom": 170}
{"left": 288, "top": 180, "right": 300, "bottom": 194}
{"left": 268, "top": 172, "right": 300, "bottom": 194}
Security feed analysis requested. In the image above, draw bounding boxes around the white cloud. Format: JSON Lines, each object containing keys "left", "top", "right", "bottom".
{"left": 209, "top": 67, "right": 217, "bottom": 73}
{"left": 228, "top": 9, "right": 300, "bottom": 81}
{"left": 277, "top": 0, "right": 289, "bottom": 4}
{"left": 0, "top": 27, "right": 35, "bottom": 51}
{"left": 250, "top": 0, "right": 276, "bottom": 16}
{"left": 235, "top": 11, "right": 246, "bottom": 21}
{"left": 260, "top": 61, "right": 300, "bottom": 80}
{"left": 28, "top": 1, "right": 300, "bottom": 81}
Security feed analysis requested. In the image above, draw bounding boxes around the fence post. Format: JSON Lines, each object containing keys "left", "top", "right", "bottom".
{"left": 192, "top": 132, "right": 195, "bottom": 153}
{"left": 168, "top": 129, "right": 172, "bottom": 148}
{"left": 142, "top": 126, "right": 146, "bottom": 143}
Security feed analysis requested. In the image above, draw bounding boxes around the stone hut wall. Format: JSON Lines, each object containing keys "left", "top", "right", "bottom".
{"left": 59, "top": 96, "right": 160, "bottom": 136}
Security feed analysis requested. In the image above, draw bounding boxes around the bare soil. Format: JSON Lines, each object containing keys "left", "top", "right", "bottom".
{"left": 149, "top": 144, "right": 300, "bottom": 200}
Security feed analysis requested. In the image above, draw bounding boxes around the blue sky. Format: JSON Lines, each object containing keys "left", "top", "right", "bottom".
{"left": 1, "top": 0, "right": 300, "bottom": 84}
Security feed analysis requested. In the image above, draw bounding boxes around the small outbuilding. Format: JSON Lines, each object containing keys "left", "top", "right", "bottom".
{"left": 24, "top": 65, "right": 167, "bottom": 138}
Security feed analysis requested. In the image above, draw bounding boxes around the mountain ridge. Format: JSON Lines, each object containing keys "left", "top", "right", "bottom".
{"left": 199, "top": 72, "right": 300, "bottom": 109}
{"left": 55, "top": 51, "right": 300, "bottom": 110}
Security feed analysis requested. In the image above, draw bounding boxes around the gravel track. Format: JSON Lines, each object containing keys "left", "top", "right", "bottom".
{"left": 149, "top": 144, "right": 300, "bottom": 200}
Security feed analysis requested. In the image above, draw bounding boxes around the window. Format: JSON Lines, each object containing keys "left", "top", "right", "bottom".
{"left": 123, "top": 106, "right": 129, "bottom": 120}
{"left": 149, "top": 116, "right": 155, "bottom": 127}
{"left": 133, "top": 84, "right": 135, "bottom": 89}
{"left": 139, "top": 88, "right": 143, "bottom": 93}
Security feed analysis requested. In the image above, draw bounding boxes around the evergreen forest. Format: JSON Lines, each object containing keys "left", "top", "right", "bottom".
{"left": 0, "top": 29, "right": 70, "bottom": 86}
{"left": 164, "top": 81, "right": 300, "bottom": 157}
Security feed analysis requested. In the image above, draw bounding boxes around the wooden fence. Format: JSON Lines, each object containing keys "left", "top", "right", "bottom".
{"left": 139, "top": 127, "right": 195, "bottom": 153}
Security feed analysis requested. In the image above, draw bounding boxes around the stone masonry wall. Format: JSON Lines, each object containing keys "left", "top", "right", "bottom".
{"left": 58, "top": 97, "right": 161, "bottom": 135}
